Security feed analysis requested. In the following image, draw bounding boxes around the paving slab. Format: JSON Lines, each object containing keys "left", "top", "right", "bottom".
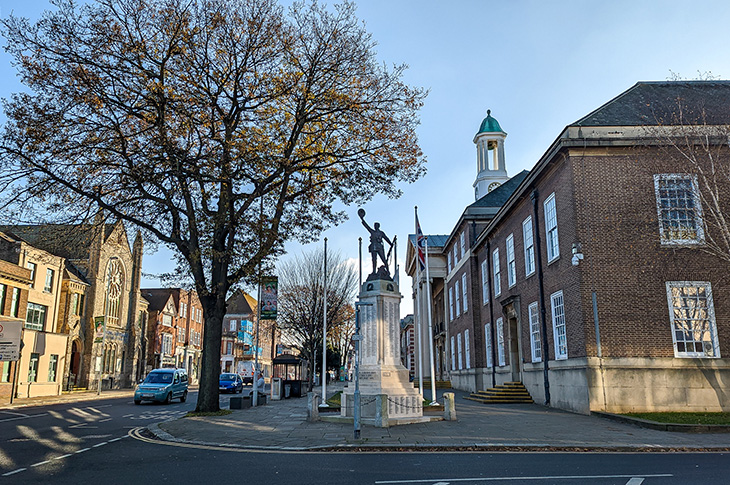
{"left": 151, "top": 384, "right": 730, "bottom": 451}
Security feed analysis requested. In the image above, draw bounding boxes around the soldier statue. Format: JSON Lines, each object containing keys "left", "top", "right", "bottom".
{"left": 358, "top": 208, "right": 393, "bottom": 278}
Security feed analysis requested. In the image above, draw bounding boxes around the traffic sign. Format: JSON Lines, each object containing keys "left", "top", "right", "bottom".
{"left": 0, "top": 320, "right": 23, "bottom": 361}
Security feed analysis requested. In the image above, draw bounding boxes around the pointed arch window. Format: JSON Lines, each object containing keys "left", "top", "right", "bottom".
{"left": 105, "top": 258, "right": 125, "bottom": 325}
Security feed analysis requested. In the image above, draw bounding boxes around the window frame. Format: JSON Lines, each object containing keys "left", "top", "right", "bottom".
{"left": 457, "top": 332, "right": 463, "bottom": 370}
{"left": 485, "top": 323, "right": 493, "bottom": 368}
{"left": 492, "top": 248, "right": 501, "bottom": 297}
{"left": 455, "top": 279, "right": 461, "bottom": 317}
{"left": 27, "top": 262, "right": 37, "bottom": 288}
{"left": 551, "top": 290, "right": 567, "bottom": 360}
{"left": 481, "top": 260, "right": 489, "bottom": 305}
{"left": 666, "top": 281, "right": 720, "bottom": 358}
{"left": 48, "top": 354, "right": 58, "bottom": 382}
{"left": 448, "top": 287, "right": 454, "bottom": 321}
{"left": 461, "top": 273, "right": 468, "bottom": 313}
{"left": 654, "top": 174, "right": 705, "bottom": 245}
{"left": 28, "top": 353, "right": 39, "bottom": 382}
{"left": 496, "top": 317, "right": 505, "bottom": 366}
{"left": 25, "top": 302, "right": 47, "bottom": 331}
{"left": 529, "top": 302, "right": 541, "bottom": 362}
{"left": 450, "top": 336, "right": 455, "bottom": 371}
{"left": 464, "top": 329, "right": 470, "bottom": 369}
{"left": 544, "top": 193, "right": 560, "bottom": 262}
{"left": 44, "top": 268, "right": 54, "bottom": 293}
{"left": 506, "top": 234, "right": 516, "bottom": 287}
{"left": 523, "top": 216, "right": 535, "bottom": 276}
{"left": 460, "top": 232, "right": 466, "bottom": 258}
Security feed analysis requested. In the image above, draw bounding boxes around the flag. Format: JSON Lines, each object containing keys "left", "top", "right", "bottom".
{"left": 416, "top": 212, "right": 426, "bottom": 272}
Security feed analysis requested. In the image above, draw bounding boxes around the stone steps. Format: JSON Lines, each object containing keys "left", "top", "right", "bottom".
{"left": 465, "top": 382, "right": 534, "bottom": 404}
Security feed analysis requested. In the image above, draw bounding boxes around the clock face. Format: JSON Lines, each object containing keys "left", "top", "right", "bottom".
{"left": 488, "top": 182, "right": 501, "bottom": 192}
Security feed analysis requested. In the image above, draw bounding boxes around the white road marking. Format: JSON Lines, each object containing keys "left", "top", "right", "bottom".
{"left": 374, "top": 474, "right": 672, "bottom": 484}
{"left": 99, "top": 418, "right": 113, "bottom": 423}
{"left": 54, "top": 454, "right": 72, "bottom": 460}
{"left": 0, "top": 411, "right": 29, "bottom": 417}
{"left": 75, "top": 448, "right": 90, "bottom": 454}
{"left": 122, "top": 414, "right": 133, "bottom": 418}
{"left": 626, "top": 479, "right": 644, "bottom": 485}
{"left": 1, "top": 468, "right": 26, "bottom": 476}
{"left": 92, "top": 442, "right": 108, "bottom": 448}
{"left": 69, "top": 423, "right": 91, "bottom": 428}
{"left": 108, "top": 437, "right": 123, "bottom": 442}
{"left": 30, "top": 460, "right": 51, "bottom": 467}
{"left": 0, "top": 413, "right": 48, "bottom": 423}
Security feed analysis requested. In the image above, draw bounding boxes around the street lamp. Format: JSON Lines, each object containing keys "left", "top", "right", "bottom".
{"left": 353, "top": 301, "right": 371, "bottom": 439}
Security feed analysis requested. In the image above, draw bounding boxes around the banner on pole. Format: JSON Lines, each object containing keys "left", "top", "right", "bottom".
{"left": 261, "top": 277, "right": 278, "bottom": 320}
{"left": 94, "top": 316, "right": 105, "bottom": 343}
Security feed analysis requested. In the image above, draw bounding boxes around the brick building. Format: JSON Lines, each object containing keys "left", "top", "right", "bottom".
{"left": 141, "top": 288, "right": 203, "bottom": 382}
{"left": 469, "top": 81, "right": 730, "bottom": 413}
{"left": 222, "top": 290, "right": 278, "bottom": 379}
{"left": 0, "top": 256, "right": 31, "bottom": 403}
{"left": 0, "top": 220, "right": 144, "bottom": 392}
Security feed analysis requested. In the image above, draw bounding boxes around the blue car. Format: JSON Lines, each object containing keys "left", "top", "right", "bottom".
{"left": 219, "top": 373, "right": 244, "bottom": 393}
{"left": 134, "top": 368, "right": 188, "bottom": 404}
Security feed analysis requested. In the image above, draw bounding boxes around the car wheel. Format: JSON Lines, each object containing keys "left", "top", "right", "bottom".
{"left": 164, "top": 392, "right": 172, "bottom": 404}
{"left": 134, "top": 399, "right": 141, "bottom": 405}
{"left": 180, "top": 391, "right": 187, "bottom": 403}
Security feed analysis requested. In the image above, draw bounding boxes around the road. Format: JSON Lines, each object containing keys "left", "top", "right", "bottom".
{"left": 0, "top": 390, "right": 726, "bottom": 484}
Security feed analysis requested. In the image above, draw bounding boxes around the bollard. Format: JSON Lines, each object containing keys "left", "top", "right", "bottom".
{"left": 374, "top": 394, "right": 389, "bottom": 428}
{"left": 307, "top": 392, "right": 321, "bottom": 422}
{"left": 443, "top": 392, "right": 456, "bottom": 421}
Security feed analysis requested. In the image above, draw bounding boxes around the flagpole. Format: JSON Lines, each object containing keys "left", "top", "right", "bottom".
{"left": 425, "top": 236, "right": 437, "bottom": 404}
{"left": 415, "top": 206, "right": 424, "bottom": 397}
{"left": 321, "top": 237, "right": 328, "bottom": 406}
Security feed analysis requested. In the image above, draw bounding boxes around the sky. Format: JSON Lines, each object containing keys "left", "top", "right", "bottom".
{"left": 2, "top": 0, "right": 730, "bottom": 317}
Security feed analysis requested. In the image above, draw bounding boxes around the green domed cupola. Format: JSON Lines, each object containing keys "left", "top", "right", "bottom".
{"left": 473, "top": 109, "right": 509, "bottom": 200}
{"left": 477, "top": 109, "right": 504, "bottom": 134}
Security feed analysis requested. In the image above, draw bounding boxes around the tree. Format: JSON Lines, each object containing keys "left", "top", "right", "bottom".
{"left": 329, "top": 303, "right": 355, "bottom": 377}
{"left": 0, "top": 0, "right": 426, "bottom": 411}
{"left": 277, "top": 247, "right": 358, "bottom": 390}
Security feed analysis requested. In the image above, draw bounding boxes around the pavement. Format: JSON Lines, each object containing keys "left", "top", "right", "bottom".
{"left": 149, "top": 382, "right": 730, "bottom": 452}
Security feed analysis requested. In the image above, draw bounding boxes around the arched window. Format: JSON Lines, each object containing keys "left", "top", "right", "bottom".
{"left": 105, "top": 258, "right": 125, "bottom": 325}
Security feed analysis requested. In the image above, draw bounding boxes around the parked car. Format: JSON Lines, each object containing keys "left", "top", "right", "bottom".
{"left": 219, "top": 373, "right": 244, "bottom": 393}
{"left": 134, "top": 368, "right": 188, "bottom": 405}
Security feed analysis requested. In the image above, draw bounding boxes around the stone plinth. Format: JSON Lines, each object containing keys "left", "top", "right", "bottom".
{"left": 342, "top": 279, "right": 423, "bottom": 426}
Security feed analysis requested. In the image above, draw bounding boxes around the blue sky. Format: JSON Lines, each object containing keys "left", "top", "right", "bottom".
{"left": 3, "top": 1, "right": 730, "bottom": 316}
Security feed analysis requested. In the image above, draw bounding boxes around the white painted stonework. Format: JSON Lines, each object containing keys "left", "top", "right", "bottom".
{"left": 342, "top": 279, "right": 423, "bottom": 424}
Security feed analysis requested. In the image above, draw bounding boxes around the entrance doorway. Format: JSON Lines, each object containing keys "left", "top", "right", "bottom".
{"left": 70, "top": 340, "right": 81, "bottom": 388}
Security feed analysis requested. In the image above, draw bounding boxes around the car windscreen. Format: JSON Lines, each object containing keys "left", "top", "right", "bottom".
{"left": 144, "top": 372, "right": 173, "bottom": 384}
{"left": 220, "top": 374, "right": 238, "bottom": 381}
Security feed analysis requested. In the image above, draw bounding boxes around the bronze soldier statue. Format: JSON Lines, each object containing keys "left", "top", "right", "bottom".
{"left": 358, "top": 208, "right": 393, "bottom": 277}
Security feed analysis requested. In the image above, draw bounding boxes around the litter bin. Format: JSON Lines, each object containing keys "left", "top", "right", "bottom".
{"left": 271, "top": 377, "right": 282, "bottom": 401}
{"left": 284, "top": 383, "right": 291, "bottom": 399}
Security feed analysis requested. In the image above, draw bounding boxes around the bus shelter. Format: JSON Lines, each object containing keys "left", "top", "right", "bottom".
{"left": 272, "top": 354, "right": 308, "bottom": 398}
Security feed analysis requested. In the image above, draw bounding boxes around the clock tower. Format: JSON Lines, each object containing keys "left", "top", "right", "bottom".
{"left": 473, "top": 110, "right": 509, "bottom": 200}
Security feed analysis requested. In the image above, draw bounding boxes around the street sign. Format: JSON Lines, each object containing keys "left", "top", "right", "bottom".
{"left": 0, "top": 320, "right": 23, "bottom": 361}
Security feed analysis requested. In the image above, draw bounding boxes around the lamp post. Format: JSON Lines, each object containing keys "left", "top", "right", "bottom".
{"left": 353, "top": 301, "right": 371, "bottom": 439}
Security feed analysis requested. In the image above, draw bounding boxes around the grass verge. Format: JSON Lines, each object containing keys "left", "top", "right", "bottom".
{"left": 622, "top": 412, "right": 730, "bottom": 425}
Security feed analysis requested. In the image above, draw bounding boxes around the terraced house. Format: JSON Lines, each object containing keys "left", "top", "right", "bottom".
{"left": 0, "top": 219, "right": 145, "bottom": 394}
